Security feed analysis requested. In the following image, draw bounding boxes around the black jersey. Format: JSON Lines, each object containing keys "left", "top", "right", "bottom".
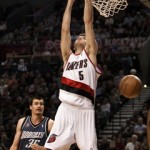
{"left": 19, "top": 116, "right": 49, "bottom": 150}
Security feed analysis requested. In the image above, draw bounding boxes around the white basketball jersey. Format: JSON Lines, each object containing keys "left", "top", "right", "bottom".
{"left": 59, "top": 49, "right": 101, "bottom": 108}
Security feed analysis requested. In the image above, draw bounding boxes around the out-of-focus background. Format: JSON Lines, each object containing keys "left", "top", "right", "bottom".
{"left": 0, "top": 0, "right": 150, "bottom": 149}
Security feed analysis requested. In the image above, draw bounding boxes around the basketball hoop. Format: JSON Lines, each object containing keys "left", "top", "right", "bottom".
{"left": 92, "top": 0, "right": 128, "bottom": 17}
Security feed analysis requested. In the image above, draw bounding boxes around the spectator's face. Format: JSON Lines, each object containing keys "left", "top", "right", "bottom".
{"left": 30, "top": 99, "right": 44, "bottom": 115}
{"left": 109, "top": 140, "right": 116, "bottom": 148}
{"left": 131, "top": 135, "right": 138, "bottom": 143}
{"left": 138, "top": 118, "right": 143, "bottom": 125}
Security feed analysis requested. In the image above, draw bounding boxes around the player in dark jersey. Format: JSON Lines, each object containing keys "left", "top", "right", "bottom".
{"left": 9, "top": 97, "right": 54, "bottom": 150}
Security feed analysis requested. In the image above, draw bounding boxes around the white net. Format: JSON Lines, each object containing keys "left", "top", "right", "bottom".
{"left": 92, "top": 0, "right": 128, "bottom": 17}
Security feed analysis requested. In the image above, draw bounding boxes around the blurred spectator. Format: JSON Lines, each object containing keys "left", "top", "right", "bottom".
{"left": 105, "top": 17, "right": 114, "bottom": 26}
{"left": 141, "top": 138, "right": 149, "bottom": 150}
{"left": 0, "top": 21, "right": 7, "bottom": 31}
{"left": 133, "top": 117, "right": 147, "bottom": 142}
{"left": 0, "top": 79, "right": 7, "bottom": 96}
{"left": 115, "top": 133, "right": 126, "bottom": 150}
{"left": 125, "top": 134, "right": 139, "bottom": 150}
{"left": 110, "top": 88, "right": 121, "bottom": 115}
{"left": 99, "top": 137, "right": 109, "bottom": 150}
{"left": 130, "top": 68, "right": 137, "bottom": 75}
{"left": 17, "top": 59, "right": 27, "bottom": 72}
{"left": 1, "top": 133, "right": 10, "bottom": 150}
{"left": 120, "top": 119, "right": 134, "bottom": 139}
{"left": 108, "top": 140, "right": 117, "bottom": 150}
{"left": 134, "top": 141, "right": 141, "bottom": 150}
{"left": 101, "top": 96, "right": 111, "bottom": 119}
{"left": 114, "top": 69, "right": 125, "bottom": 87}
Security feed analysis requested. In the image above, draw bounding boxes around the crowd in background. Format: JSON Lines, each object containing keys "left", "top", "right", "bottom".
{"left": 0, "top": 0, "right": 150, "bottom": 149}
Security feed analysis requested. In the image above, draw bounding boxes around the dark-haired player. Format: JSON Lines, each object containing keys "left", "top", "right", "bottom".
{"left": 10, "top": 97, "right": 54, "bottom": 150}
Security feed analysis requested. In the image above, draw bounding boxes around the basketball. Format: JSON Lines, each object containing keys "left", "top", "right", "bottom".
{"left": 119, "top": 75, "right": 142, "bottom": 98}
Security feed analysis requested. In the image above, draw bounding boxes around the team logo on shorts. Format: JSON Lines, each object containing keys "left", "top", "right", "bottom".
{"left": 47, "top": 134, "right": 57, "bottom": 143}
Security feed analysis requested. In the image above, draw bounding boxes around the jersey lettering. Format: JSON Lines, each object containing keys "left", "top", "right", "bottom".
{"left": 66, "top": 59, "right": 87, "bottom": 70}
{"left": 21, "top": 131, "right": 45, "bottom": 139}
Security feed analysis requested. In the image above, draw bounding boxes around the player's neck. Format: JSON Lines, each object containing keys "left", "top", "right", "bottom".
{"left": 75, "top": 47, "right": 83, "bottom": 54}
{"left": 30, "top": 115, "right": 44, "bottom": 125}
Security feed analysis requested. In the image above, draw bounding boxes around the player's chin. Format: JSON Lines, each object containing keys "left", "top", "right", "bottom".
{"left": 36, "top": 111, "right": 43, "bottom": 115}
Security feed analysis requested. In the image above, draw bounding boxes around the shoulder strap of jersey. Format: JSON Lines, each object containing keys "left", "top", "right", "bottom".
{"left": 45, "top": 117, "right": 50, "bottom": 137}
{"left": 21, "top": 116, "right": 29, "bottom": 131}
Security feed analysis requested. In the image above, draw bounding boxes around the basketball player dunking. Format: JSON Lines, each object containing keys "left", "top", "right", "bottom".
{"left": 30, "top": 0, "right": 101, "bottom": 149}
{"left": 42, "top": 0, "right": 101, "bottom": 149}
{"left": 10, "top": 97, "right": 54, "bottom": 150}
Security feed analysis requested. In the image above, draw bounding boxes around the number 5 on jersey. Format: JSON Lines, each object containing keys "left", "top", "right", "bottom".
{"left": 79, "top": 71, "right": 84, "bottom": 80}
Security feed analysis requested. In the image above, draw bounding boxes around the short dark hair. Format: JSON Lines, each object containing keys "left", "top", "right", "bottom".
{"left": 78, "top": 33, "right": 85, "bottom": 37}
{"left": 29, "top": 96, "right": 44, "bottom": 106}
{"left": 23, "top": 96, "right": 44, "bottom": 116}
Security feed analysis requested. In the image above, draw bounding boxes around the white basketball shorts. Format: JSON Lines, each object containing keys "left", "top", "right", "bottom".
{"left": 44, "top": 102, "right": 98, "bottom": 150}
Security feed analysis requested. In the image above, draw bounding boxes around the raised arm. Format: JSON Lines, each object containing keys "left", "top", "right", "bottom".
{"left": 61, "top": 0, "right": 74, "bottom": 65}
{"left": 9, "top": 118, "right": 25, "bottom": 150}
{"left": 84, "top": 0, "right": 98, "bottom": 65}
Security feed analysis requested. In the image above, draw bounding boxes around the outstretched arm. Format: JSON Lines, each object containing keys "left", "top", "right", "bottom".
{"left": 61, "top": 0, "right": 74, "bottom": 65}
{"left": 84, "top": 0, "right": 98, "bottom": 65}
